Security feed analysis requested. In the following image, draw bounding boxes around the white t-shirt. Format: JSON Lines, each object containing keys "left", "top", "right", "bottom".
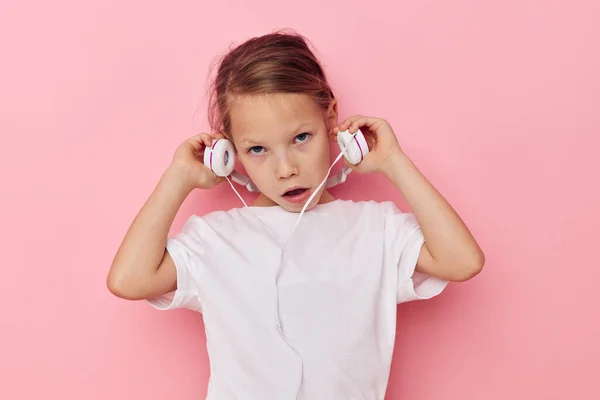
{"left": 147, "top": 199, "right": 448, "bottom": 400}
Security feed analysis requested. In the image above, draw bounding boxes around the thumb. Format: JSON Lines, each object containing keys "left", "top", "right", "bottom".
{"left": 342, "top": 157, "right": 358, "bottom": 171}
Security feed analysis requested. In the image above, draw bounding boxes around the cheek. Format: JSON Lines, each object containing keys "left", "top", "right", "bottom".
{"left": 313, "top": 139, "right": 332, "bottom": 168}
{"left": 239, "top": 156, "right": 268, "bottom": 182}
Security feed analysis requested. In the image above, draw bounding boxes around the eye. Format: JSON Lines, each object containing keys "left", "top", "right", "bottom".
{"left": 295, "top": 132, "right": 311, "bottom": 143}
{"left": 248, "top": 146, "right": 265, "bottom": 155}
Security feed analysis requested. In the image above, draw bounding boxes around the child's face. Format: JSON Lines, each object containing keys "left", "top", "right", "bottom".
{"left": 229, "top": 93, "right": 337, "bottom": 212}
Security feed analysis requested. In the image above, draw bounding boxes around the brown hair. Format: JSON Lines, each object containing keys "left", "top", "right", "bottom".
{"left": 207, "top": 30, "right": 335, "bottom": 138}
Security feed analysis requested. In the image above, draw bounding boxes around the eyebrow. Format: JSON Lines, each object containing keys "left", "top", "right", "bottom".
{"left": 239, "top": 122, "right": 315, "bottom": 146}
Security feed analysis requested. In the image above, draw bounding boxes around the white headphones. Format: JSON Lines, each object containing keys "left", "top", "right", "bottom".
{"left": 203, "top": 128, "right": 369, "bottom": 192}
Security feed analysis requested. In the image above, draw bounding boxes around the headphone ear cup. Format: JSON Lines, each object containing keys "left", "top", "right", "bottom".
{"left": 203, "top": 138, "right": 235, "bottom": 177}
{"left": 337, "top": 128, "right": 369, "bottom": 165}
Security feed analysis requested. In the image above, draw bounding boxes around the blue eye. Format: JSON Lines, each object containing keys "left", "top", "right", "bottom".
{"left": 248, "top": 146, "right": 265, "bottom": 155}
{"left": 295, "top": 132, "right": 311, "bottom": 143}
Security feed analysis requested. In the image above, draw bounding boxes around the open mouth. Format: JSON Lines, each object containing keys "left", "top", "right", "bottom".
{"left": 281, "top": 187, "right": 312, "bottom": 204}
{"left": 283, "top": 188, "right": 308, "bottom": 197}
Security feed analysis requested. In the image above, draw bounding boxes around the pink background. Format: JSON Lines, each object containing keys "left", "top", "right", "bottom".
{"left": 1, "top": 0, "right": 598, "bottom": 398}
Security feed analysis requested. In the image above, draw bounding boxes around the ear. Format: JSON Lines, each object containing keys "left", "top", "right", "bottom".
{"left": 325, "top": 99, "right": 339, "bottom": 141}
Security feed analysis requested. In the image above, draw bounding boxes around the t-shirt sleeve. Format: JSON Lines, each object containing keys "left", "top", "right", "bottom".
{"left": 146, "top": 216, "right": 204, "bottom": 313}
{"left": 383, "top": 203, "right": 448, "bottom": 304}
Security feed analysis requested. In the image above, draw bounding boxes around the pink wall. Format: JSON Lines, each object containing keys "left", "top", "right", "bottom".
{"left": 1, "top": 0, "right": 598, "bottom": 398}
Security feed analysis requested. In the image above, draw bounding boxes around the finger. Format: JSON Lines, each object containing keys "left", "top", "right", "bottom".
{"left": 346, "top": 118, "right": 384, "bottom": 151}
{"left": 348, "top": 117, "right": 380, "bottom": 134}
{"left": 186, "top": 134, "right": 205, "bottom": 151}
{"left": 342, "top": 157, "right": 357, "bottom": 170}
{"left": 338, "top": 115, "right": 364, "bottom": 132}
{"left": 200, "top": 133, "right": 214, "bottom": 147}
{"left": 188, "top": 133, "right": 209, "bottom": 145}
{"left": 330, "top": 124, "right": 340, "bottom": 139}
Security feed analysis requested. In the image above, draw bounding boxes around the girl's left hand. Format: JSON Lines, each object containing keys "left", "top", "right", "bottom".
{"left": 332, "top": 115, "right": 404, "bottom": 174}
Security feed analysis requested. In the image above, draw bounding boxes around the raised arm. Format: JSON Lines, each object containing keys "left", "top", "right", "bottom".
{"left": 107, "top": 133, "right": 225, "bottom": 300}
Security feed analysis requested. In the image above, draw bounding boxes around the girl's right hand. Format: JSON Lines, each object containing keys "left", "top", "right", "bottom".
{"left": 169, "top": 133, "right": 227, "bottom": 190}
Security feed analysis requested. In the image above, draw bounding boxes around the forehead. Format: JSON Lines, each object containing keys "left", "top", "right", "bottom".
{"left": 229, "top": 93, "right": 324, "bottom": 140}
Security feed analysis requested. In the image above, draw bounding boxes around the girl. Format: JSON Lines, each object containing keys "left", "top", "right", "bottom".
{"left": 107, "top": 30, "right": 484, "bottom": 399}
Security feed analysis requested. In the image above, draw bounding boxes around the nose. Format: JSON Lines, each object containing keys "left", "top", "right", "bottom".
{"left": 275, "top": 151, "right": 299, "bottom": 180}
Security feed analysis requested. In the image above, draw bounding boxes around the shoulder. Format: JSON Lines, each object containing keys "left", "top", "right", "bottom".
{"left": 309, "top": 199, "right": 403, "bottom": 231}
{"left": 326, "top": 199, "right": 401, "bottom": 216}
{"left": 180, "top": 207, "right": 256, "bottom": 233}
{"left": 167, "top": 208, "right": 261, "bottom": 254}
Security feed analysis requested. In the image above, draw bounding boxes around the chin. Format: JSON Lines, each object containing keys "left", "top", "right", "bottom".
{"left": 277, "top": 194, "right": 321, "bottom": 213}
